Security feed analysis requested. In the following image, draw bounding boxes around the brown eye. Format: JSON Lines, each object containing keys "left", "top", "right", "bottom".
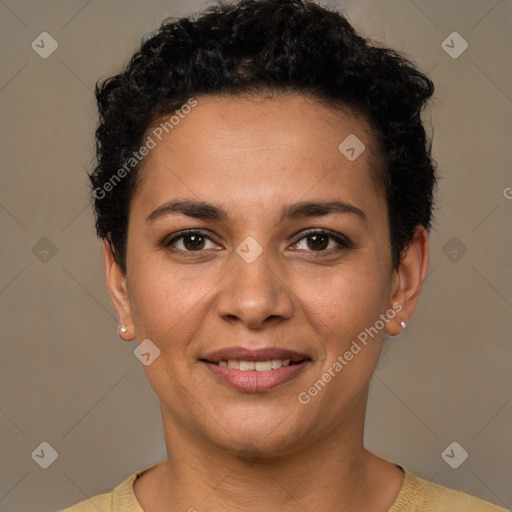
{"left": 305, "top": 234, "right": 329, "bottom": 251}
{"left": 293, "top": 229, "right": 352, "bottom": 253}
{"left": 164, "top": 230, "right": 220, "bottom": 252}
{"left": 181, "top": 233, "right": 206, "bottom": 251}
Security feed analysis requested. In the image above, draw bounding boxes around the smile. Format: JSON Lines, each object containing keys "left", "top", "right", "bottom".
{"left": 200, "top": 346, "right": 311, "bottom": 391}
{"left": 216, "top": 359, "right": 292, "bottom": 371}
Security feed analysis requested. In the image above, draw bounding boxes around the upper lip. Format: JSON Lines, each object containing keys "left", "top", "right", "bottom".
{"left": 202, "top": 346, "right": 310, "bottom": 363}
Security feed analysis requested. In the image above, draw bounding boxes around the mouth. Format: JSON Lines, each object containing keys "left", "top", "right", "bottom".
{"left": 202, "top": 358, "right": 306, "bottom": 371}
{"left": 200, "top": 346, "right": 311, "bottom": 392}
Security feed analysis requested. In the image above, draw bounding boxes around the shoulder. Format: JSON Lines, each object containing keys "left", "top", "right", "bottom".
{"left": 58, "top": 467, "right": 150, "bottom": 512}
{"left": 391, "top": 467, "right": 509, "bottom": 512}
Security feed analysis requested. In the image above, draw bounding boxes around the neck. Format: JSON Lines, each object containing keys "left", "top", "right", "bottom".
{"left": 134, "top": 397, "right": 403, "bottom": 512}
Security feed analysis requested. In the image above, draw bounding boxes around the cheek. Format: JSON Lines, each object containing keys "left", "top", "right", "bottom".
{"left": 127, "top": 253, "right": 220, "bottom": 344}
{"left": 306, "top": 266, "right": 391, "bottom": 403}
{"left": 310, "top": 260, "right": 390, "bottom": 336}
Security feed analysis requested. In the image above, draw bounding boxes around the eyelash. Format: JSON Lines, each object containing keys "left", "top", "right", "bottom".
{"left": 163, "top": 228, "right": 353, "bottom": 256}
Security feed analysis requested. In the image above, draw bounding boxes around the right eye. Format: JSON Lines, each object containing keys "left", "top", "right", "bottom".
{"left": 164, "top": 230, "right": 223, "bottom": 253}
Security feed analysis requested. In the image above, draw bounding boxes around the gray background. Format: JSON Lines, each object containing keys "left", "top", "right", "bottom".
{"left": 0, "top": 1, "right": 511, "bottom": 511}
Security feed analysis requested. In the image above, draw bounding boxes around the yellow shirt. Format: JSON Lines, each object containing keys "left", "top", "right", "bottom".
{"left": 60, "top": 465, "right": 508, "bottom": 512}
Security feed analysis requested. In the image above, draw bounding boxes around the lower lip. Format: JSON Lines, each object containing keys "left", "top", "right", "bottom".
{"left": 201, "top": 361, "right": 310, "bottom": 392}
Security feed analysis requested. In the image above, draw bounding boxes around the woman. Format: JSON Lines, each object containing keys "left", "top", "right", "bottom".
{"left": 62, "top": 0, "right": 507, "bottom": 510}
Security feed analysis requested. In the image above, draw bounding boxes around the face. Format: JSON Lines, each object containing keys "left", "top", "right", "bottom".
{"left": 107, "top": 93, "right": 416, "bottom": 457}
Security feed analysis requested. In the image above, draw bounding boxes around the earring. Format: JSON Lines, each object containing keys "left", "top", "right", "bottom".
{"left": 119, "top": 324, "right": 127, "bottom": 333}
{"left": 385, "top": 320, "right": 407, "bottom": 339}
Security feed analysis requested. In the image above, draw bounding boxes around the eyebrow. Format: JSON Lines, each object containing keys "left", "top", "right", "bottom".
{"left": 145, "top": 198, "right": 367, "bottom": 224}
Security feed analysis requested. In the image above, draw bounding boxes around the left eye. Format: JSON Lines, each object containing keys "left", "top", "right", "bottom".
{"left": 292, "top": 229, "right": 351, "bottom": 252}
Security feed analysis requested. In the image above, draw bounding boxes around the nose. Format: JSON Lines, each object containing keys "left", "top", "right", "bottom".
{"left": 216, "top": 245, "right": 295, "bottom": 329}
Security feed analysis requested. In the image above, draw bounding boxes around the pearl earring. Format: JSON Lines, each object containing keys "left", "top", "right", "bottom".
{"left": 400, "top": 321, "right": 407, "bottom": 330}
{"left": 119, "top": 325, "right": 127, "bottom": 333}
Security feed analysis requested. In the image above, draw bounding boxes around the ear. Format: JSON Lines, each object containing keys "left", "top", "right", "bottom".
{"left": 102, "top": 237, "right": 135, "bottom": 341}
{"left": 385, "top": 225, "right": 430, "bottom": 336}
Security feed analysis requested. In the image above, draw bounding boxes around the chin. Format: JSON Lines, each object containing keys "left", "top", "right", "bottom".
{"left": 200, "top": 407, "right": 317, "bottom": 458}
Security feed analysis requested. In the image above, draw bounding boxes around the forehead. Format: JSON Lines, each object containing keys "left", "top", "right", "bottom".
{"left": 132, "top": 93, "right": 385, "bottom": 223}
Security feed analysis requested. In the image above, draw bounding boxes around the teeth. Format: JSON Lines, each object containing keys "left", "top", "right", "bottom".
{"left": 239, "top": 360, "right": 255, "bottom": 370}
{"left": 219, "top": 359, "right": 295, "bottom": 371}
{"left": 255, "top": 360, "right": 272, "bottom": 371}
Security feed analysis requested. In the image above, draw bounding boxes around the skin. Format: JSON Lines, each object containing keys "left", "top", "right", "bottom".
{"left": 103, "top": 93, "right": 430, "bottom": 511}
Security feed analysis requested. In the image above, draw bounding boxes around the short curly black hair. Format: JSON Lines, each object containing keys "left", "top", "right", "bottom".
{"left": 91, "top": 0, "right": 437, "bottom": 274}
